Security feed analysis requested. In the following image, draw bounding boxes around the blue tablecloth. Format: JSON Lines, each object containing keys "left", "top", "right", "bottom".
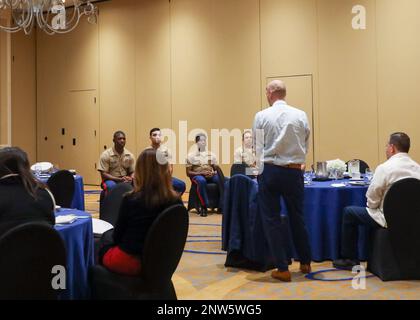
{"left": 223, "top": 176, "right": 370, "bottom": 265}
{"left": 71, "top": 175, "right": 85, "bottom": 211}
{"left": 301, "top": 180, "right": 369, "bottom": 261}
{"left": 55, "top": 210, "right": 94, "bottom": 300}
{"left": 39, "top": 175, "right": 85, "bottom": 211}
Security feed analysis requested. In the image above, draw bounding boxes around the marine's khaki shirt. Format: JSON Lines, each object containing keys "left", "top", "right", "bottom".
{"left": 186, "top": 150, "right": 218, "bottom": 174}
{"left": 234, "top": 146, "right": 256, "bottom": 167}
{"left": 98, "top": 147, "right": 135, "bottom": 178}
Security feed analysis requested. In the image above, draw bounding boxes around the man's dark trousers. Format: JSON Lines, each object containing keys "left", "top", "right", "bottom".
{"left": 257, "top": 163, "right": 311, "bottom": 271}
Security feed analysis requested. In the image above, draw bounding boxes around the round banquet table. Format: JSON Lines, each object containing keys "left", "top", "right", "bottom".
{"left": 55, "top": 210, "right": 94, "bottom": 300}
{"left": 39, "top": 174, "right": 85, "bottom": 211}
{"left": 301, "top": 179, "right": 370, "bottom": 261}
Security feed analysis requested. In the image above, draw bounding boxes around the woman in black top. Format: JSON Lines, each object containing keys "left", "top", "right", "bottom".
{"left": 0, "top": 147, "right": 55, "bottom": 237}
{"left": 100, "top": 148, "right": 182, "bottom": 276}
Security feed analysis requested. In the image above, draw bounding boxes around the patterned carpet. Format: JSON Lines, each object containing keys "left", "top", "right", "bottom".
{"left": 84, "top": 185, "right": 420, "bottom": 300}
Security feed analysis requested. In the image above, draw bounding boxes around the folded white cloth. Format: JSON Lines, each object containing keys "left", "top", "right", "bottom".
{"left": 92, "top": 218, "right": 114, "bottom": 235}
{"left": 331, "top": 183, "right": 346, "bottom": 188}
{"left": 55, "top": 214, "right": 77, "bottom": 224}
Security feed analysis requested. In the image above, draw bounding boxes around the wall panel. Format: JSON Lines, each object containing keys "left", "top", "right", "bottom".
{"left": 99, "top": 0, "right": 137, "bottom": 157}
{"left": 317, "top": 0, "right": 379, "bottom": 168}
{"left": 376, "top": 0, "right": 420, "bottom": 163}
{"left": 0, "top": 25, "right": 10, "bottom": 146}
{"left": 260, "top": 0, "right": 319, "bottom": 166}
{"left": 37, "top": 19, "right": 99, "bottom": 184}
{"left": 170, "top": 0, "right": 214, "bottom": 181}
{"left": 11, "top": 32, "right": 36, "bottom": 163}
{"left": 135, "top": 0, "right": 172, "bottom": 156}
{"left": 211, "top": 0, "right": 260, "bottom": 173}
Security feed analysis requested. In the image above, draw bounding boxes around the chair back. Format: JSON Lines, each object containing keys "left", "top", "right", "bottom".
{"left": 215, "top": 165, "right": 226, "bottom": 196}
{"left": 216, "top": 165, "right": 226, "bottom": 184}
{"left": 47, "top": 170, "right": 75, "bottom": 208}
{"left": 0, "top": 223, "right": 66, "bottom": 300}
{"left": 346, "top": 159, "right": 370, "bottom": 174}
{"left": 383, "top": 178, "right": 420, "bottom": 277}
{"left": 100, "top": 183, "right": 133, "bottom": 226}
{"left": 230, "top": 163, "right": 247, "bottom": 177}
{"left": 141, "top": 204, "right": 189, "bottom": 289}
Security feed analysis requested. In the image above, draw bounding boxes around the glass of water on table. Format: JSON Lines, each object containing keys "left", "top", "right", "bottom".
{"left": 365, "top": 168, "right": 373, "bottom": 183}
{"left": 34, "top": 164, "right": 42, "bottom": 178}
{"left": 304, "top": 171, "right": 314, "bottom": 185}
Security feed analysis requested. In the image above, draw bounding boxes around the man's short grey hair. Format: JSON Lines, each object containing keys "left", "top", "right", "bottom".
{"left": 267, "top": 80, "right": 287, "bottom": 96}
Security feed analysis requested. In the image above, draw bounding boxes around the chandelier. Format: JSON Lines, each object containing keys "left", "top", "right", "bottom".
{"left": 0, "top": 0, "right": 98, "bottom": 35}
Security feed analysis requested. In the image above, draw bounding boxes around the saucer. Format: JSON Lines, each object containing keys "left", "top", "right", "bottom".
{"left": 349, "top": 181, "right": 369, "bottom": 186}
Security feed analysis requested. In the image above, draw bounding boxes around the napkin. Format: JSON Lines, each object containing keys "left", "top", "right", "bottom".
{"left": 55, "top": 214, "right": 77, "bottom": 224}
{"left": 92, "top": 218, "right": 114, "bottom": 235}
{"left": 331, "top": 183, "right": 346, "bottom": 188}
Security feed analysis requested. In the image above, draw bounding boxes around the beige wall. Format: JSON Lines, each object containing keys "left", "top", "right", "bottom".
{"left": 36, "top": 18, "right": 99, "bottom": 184}
{"left": 317, "top": 0, "right": 379, "bottom": 167}
{"left": 170, "top": 0, "right": 261, "bottom": 180}
{"left": 7, "top": 0, "right": 420, "bottom": 185}
{"left": 0, "top": 26, "right": 10, "bottom": 147}
{"left": 376, "top": 0, "right": 420, "bottom": 163}
{"left": 11, "top": 32, "right": 36, "bottom": 163}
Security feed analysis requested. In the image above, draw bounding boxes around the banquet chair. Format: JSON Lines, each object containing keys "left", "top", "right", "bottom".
{"left": 368, "top": 178, "right": 420, "bottom": 281}
{"left": 95, "top": 183, "right": 133, "bottom": 262}
{"left": 187, "top": 166, "right": 226, "bottom": 214}
{"left": 346, "top": 159, "right": 370, "bottom": 174}
{"left": 47, "top": 170, "right": 75, "bottom": 208}
{"left": 99, "top": 182, "right": 133, "bottom": 226}
{"left": 89, "top": 204, "right": 189, "bottom": 300}
{"left": 222, "top": 174, "right": 290, "bottom": 272}
{"left": 0, "top": 223, "right": 66, "bottom": 300}
{"left": 215, "top": 166, "right": 228, "bottom": 214}
{"left": 230, "top": 163, "right": 248, "bottom": 177}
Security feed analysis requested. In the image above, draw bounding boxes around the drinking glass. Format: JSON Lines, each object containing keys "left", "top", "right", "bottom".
{"left": 331, "top": 168, "right": 338, "bottom": 180}
{"left": 304, "top": 171, "right": 313, "bottom": 185}
{"left": 365, "top": 168, "right": 373, "bottom": 182}
{"left": 35, "top": 164, "right": 41, "bottom": 177}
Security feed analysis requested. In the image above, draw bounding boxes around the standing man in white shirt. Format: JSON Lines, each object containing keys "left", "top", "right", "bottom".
{"left": 333, "top": 132, "right": 420, "bottom": 270}
{"left": 253, "top": 80, "right": 312, "bottom": 282}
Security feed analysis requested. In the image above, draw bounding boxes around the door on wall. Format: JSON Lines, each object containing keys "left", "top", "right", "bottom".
{"left": 265, "top": 75, "right": 315, "bottom": 168}
{"left": 61, "top": 90, "right": 99, "bottom": 185}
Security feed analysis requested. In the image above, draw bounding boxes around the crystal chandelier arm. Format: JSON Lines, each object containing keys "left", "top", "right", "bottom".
{"left": 0, "top": 0, "right": 32, "bottom": 32}
{"left": 38, "top": 1, "right": 97, "bottom": 35}
{"left": 0, "top": 0, "right": 97, "bottom": 34}
{"left": 40, "top": 10, "right": 82, "bottom": 34}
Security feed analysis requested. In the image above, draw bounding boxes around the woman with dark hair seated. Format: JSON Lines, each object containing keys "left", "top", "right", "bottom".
{"left": 99, "top": 148, "right": 183, "bottom": 276}
{"left": 0, "top": 147, "right": 55, "bottom": 236}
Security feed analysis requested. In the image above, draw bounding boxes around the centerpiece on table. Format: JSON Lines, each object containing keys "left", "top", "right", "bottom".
{"left": 326, "top": 159, "right": 347, "bottom": 179}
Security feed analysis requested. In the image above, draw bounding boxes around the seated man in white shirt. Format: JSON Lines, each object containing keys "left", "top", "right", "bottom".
{"left": 333, "top": 132, "right": 420, "bottom": 270}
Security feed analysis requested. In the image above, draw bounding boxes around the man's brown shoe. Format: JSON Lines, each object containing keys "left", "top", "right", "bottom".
{"left": 300, "top": 264, "right": 312, "bottom": 274}
{"left": 271, "top": 270, "right": 292, "bottom": 282}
